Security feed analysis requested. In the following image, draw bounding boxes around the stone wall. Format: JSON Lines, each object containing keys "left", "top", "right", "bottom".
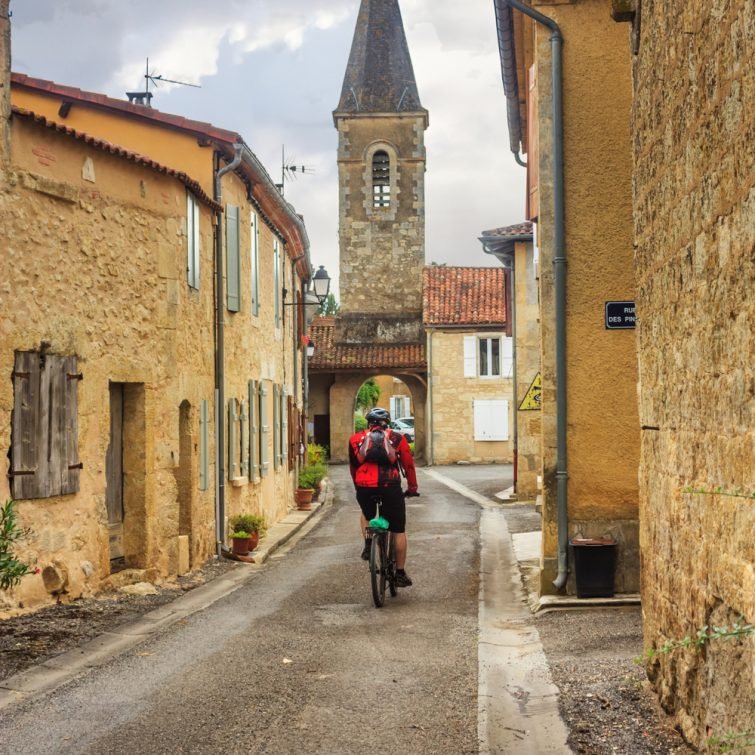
{"left": 631, "top": 0, "right": 755, "bottom": 743}
{"left": 428, "top": 331, "right": 513, "bottom": 465}
{"left": 0, "top": 0, "right": 8, "bottom": 166}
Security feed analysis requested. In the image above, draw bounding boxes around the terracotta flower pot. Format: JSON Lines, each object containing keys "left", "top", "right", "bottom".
{"left": 232, "top": 536, "right": 251, "bottom": 555}
{"left": 247, "top": 531, "right": 260, "bottom": 551}
{"left": 296, "top": 487, "right": 315, "bottom": 511}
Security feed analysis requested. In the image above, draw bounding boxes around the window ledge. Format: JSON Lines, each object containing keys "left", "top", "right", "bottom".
{"left": 229, "top": 476, "right": 248, "bottom": 487}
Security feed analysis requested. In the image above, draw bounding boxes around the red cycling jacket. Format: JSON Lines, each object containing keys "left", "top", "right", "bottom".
{"left": 348, "top": 427, "right": 418, "bottom": 492}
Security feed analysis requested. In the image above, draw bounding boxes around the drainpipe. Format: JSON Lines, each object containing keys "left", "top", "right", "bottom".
{"left": 426, "top": 330, "right": 434, "bottom": 465}
{"left": 500, "top": 0, "right": 568, "bottom": 590}
{"left": 213, "top": 144, "right": 243, "bottom": 556}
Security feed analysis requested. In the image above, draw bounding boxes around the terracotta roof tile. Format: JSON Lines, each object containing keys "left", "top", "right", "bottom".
{"left": 308, "top": 317, "right": 425, "bottom": 371}
{"left": 11, "top": 106, "right": 221, "bottom": 210}
{"left": 422, "top": 266, "right": 507, "bottom": 327}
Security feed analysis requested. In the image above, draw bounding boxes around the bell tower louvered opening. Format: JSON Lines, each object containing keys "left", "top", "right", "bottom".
{"left": 372, "top": 150, "right": 391, "bottom": 208}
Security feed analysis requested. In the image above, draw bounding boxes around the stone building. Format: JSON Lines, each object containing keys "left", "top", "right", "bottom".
{"left": 1, "top": 10, "right": 314, "bottom": 610}
{"left": 480, "top": 222, "right": 541, "bottom": 499}
{"left": 423, "top": 267, "right": 513, "bottom": 465}
{"left": 614, "top": 0, "right": 755, "bottom": 744}
{"left": 308, "top": 0, "right": 429, "bottom": 462}
{"left": 494, "top": 0, "right": 640, "bottom": 597}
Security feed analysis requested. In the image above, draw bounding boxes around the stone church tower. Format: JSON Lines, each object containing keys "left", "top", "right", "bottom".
{"left": 334, "top": 0, "right": 429, "bottom": 331}
{"left": 308, "top": 0, "right": 429, "bottom": 461}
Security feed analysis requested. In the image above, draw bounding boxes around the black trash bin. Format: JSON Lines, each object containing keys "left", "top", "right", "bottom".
{"left": 570, "top": 537, "right": 617, "bottom": 598}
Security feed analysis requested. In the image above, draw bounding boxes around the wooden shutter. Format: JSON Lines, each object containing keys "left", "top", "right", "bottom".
{"left": 249, "top": 380, "right": 259, "bottom": 481}
{"left": 187, "top": 193, "right": 200, "bottom": 289}
{"left": 239, "top": 398, "right": 248, "bottom": 478}
{"left": 226, "top": 204, "right": 241, "bottom": 312}
{"left": 473, "top": 399, "right": 509, "bottom": 441}
{"left": 527, "top": 64, "right": 539, "bottom": 221}
{"left": 199, "top": 399, "right": 209, "bottom": 490}
{"left": 463, "top": 336, "right": 477, "bottom": 377}
{"left": 250, "top": 213, "right": 260, "bottom": 316}
{"left": 272, "top": 384, "right": 280, "bottom": 470}
{"left": 260, "top": 382, "right": 270, "bottom": 477}
{"left": 288, "top": 396, "right": 297, "bottom": 470}
{"left": 281, "top": 387, "right": 288, "bottom": 467}
{"left": 11, "top": 351, "right": 80, "bottom": 499}
{"left": 274, "top": 240, "right": 281, "bottom": 328}
{"left": 502, "top": 337, "right": 514, "bottom": 378}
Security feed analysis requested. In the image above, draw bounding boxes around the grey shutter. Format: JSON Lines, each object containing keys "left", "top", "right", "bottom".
{"left": 251, "top": 213, "right": 260, "bottom": 316}
{"left": 249, "top": 380, "right": 259, "bottom": 481}
{"left": 199, "top": 399, "right": 209, "bottom": 490}
{"left": 11, "top": 352, "right": 80, "bottom": 499}
{"left": 228, "top": 398, "right": 238, "bottom": 479}
{"left": 239, "top": 399, "right": 248, "bottom": 478}
{"left": 260, "top": 382, "right": 270, "bottom": 477}
{"left": 226, "top": 204, "right": 240, "bottom": 312}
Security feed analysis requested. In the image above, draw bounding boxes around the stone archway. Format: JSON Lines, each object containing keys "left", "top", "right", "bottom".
{"left": 328, "top": 372, "right": 426, "bottom": 463}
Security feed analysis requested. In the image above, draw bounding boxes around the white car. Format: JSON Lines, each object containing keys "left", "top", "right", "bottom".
{"left": 391, "top": 417, "right": 415, "bottom": 442}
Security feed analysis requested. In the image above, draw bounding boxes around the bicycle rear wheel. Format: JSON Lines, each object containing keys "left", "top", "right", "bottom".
{"left": 387, "top": 535, "right": 398, "bottom": 598}
{"left": 369, "top": 533, "right": 387, "bottom": 607}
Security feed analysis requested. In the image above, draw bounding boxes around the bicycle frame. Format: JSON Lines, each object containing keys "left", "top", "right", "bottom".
{"left": 366, "top": 500, "right": 398, "bottom": 607}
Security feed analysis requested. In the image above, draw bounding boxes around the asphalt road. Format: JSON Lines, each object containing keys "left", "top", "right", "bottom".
{"left": 0, "top": 467, "right": 484, "bottom": 755}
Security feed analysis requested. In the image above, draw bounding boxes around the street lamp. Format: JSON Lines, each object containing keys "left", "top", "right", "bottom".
{"left": 283, "top": 265, "right": 331, "bottom": 307}
{"left": 306, "top": 340, "right": 316, "bottom": 358}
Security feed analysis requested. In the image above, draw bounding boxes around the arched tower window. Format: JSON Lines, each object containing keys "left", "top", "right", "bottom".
{"left": 372, "top": 150, "right": 391, "bottom": 208}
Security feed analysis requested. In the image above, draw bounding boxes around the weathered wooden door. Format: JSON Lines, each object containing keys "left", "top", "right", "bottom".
{"left": 106, "top": 383, "right": 124, "bottom": 561}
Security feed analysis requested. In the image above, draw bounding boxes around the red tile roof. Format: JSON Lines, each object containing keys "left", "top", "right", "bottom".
{"left": 423, "top": 266, "right": 508, "bottom": 327}
{"left": 308, "top": 317, "right": 425, "bottom": 371}
{"left": 12, "top": 106, "right": 221, "bottom": 210}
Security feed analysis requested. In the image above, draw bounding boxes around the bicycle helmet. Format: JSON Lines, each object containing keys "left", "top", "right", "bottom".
{"left": 365, "top": 407, "right": 391, "bottom": 427}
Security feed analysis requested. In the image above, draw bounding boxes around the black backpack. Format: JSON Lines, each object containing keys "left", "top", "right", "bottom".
{"left": 357, "top": 427, "right": 397, "bottom": 466}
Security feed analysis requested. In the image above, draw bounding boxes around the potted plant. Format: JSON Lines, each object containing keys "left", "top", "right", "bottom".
{"left": 307, "top": 463, "right": 328, "bottom": 499}
{"left": 228, "top": 513, "right": 266, "bottom": 552}
{"left": 296, "top": 467, "right": 318, "bottom": 510}
{"left": 230, "top": 530, "right": 251, "bottom": 555}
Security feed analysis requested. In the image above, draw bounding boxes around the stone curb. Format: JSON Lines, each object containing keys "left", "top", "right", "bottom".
{"left": 0, "top": 481, "right": 333, "bottom": 712}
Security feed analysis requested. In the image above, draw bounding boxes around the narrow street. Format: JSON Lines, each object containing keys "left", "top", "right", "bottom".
{"left": 2, "top": 466, "right": 536, "bottom": 755}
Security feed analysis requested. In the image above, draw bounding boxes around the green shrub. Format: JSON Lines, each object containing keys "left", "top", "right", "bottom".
{"left": 0, "top": 500, "right": 38, "bottom": 591}
{"left": 299, "top": 464, "right": 327, "bottom": 489}
{"left": 228, "top": 513, "right": 266, "bottom": 536}
{"left": 231, "top": 530, "right": 250, "bottom": 539}
{"left": 355, "top": 414, "right": 367, "bottom": 431}
{"left": 307, "top": 443, "right": 328, "bottom": 465}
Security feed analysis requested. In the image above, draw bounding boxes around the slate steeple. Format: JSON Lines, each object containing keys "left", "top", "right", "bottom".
{"left": 336, "top": 0, "right": 427, "bottom": 117}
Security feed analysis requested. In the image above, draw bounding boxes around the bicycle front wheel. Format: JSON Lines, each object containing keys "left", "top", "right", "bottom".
{"left": 369, "top": 533, "right": 387, "bottom": 607}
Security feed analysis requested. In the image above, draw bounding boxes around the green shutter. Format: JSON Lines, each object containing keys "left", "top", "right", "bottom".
{"left": 226, "top": 204, "right": 240, "bottom": 312}
{"left": 260, "top": 382, "right": 270, "bottom": 477}
{"left": 273, "top": 384, "right": 280, "bottom": 470}
{"left": 281, "top": 387, "right": 288, "bottom": 466}
{"left": 251, "top": 213, "right": 260, "bottom": 317}
{"left": 199, "top": 399, "right": 209, "bottom": 490}
{"left": 274, "top": 239, "right": 281, "bottom": 327}
{"left": 239, "top": 398, "right": 248, "bottom": 478}
{"left": 228, "top": 398, "right": 238, "bottom": 479}
{"left": 249, "top": 380, "right": 259, "bottom": 481}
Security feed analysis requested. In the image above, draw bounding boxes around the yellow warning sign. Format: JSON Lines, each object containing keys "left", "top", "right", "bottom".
{"left": 519, "top": 372, "right": 542, "bottom": 411}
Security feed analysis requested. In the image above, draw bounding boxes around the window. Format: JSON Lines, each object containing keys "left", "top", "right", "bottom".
{"left": 11, "top": 351, "right": 81, "bottom": 499}
{"left": 273, "top": 238, "right": 281, "bottom": 328}
{"left": 473, "top": 400, "right": 509, "bottom": 441}
{"left": 187, "top": 192, "right": 200, "bottom": 289}
{"left": 199, "top": 399, "right": 209, "bottom": 490}
{"left": 464, "top": 336, "right": 514, "bottom": 378}
{"left": 226, "top": 204, "right": 241, "bottom": 312}
{"left": 372, "top": 150, "right": 391, "bottom": 208}
{"left": 250, "top": 212, "right": 260, "bottom": 316}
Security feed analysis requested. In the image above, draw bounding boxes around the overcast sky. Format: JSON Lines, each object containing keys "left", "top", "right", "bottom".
{"left": 9, "top": 0, "right": 525, "bottom": 296}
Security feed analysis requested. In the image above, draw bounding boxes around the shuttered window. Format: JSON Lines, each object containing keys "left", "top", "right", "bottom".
{"left": 463, "top": 336, "right": 477, "bottom": 377}
{"left": 260, "top": 382, "right": 270, "bottom": 477}
{"left": 250, "top": 211, "right": 260, "bottom": 316}
{"left": 248, "top": 380, "right": 259, "bottom": 481}
{"left": 502, "top": 337, "right": 514, "bottom": 378}
{"left": 228, "top": 398, "right": 238, "bottom": 480}
{"left": 273, "top": 239, "right": 282, "bottom": 328}
{"left": 479, "top": 337, "right": 501, "bottom": 377}
{"left": 226, "top": 204, "right": 241, "bottom": 312}
{"left": 273, "top": 384, "right": 281, "bottom": 470}
{"left": 187, "top": 192, "right": 200, "bottom": 289}
{"left": 281, "top": 387, "right": 288, "bottom": 468}
{"left": 473, "top": 400, "right": 509, "bottom": 441}
{"left": 527, "top": 63, "right": 540, "bottom": 221}
{"left": 11, "top": 351, "right": 81, "bottom": 499}
{"left": 372, "top": 150, "right": 391, "bottom": 207}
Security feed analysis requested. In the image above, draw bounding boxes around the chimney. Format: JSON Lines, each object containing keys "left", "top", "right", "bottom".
{"left": 0, "top": 0, "right": 10, "bottom": 167}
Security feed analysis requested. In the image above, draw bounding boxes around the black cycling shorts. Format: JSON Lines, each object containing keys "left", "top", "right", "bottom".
{"left": 356, "top": 485, "right": 406, "bottom": 533}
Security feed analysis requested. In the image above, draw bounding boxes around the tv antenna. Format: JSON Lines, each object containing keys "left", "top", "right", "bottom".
{"left": 277, "top": 145, "right": 315, "bottom": 196}
{"left": 126, "top": 58, "right": 201, "bottom": 107}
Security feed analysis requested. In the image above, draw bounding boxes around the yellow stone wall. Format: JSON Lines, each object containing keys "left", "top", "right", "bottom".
{"left": 630, "top": 0, "right": 755, "bottom": 742}
{"left": 532, "top": 0, "right": 639, "bottom": 594}
{"left": 514, "top": 240, "right": 541, "bottom": 499}
{"left": 428, "top": 331, "right": 513, "bottom": 465}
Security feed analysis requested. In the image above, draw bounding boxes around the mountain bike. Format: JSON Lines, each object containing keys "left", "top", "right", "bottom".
{"left": 366, "top": 502, "right": 397, "bottom": 608}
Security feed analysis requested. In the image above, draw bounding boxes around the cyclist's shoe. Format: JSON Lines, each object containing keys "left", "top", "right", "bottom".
{"left": 360, "top": 539, "right": 371, "bottom": 560}
{"left": 394, "top": 570, "right": 413, "bottom": 587}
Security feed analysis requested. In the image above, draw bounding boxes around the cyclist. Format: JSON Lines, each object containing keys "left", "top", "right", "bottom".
{"left": 348, "top": 407, "right": 419, "bottom": 587}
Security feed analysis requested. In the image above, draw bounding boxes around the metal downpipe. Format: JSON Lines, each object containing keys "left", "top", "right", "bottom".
{"left": 214, "top": 144, "right": 243, "bottom": 557}
{"left": 500, "top": 0, "right": 568, "bottom": 590}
